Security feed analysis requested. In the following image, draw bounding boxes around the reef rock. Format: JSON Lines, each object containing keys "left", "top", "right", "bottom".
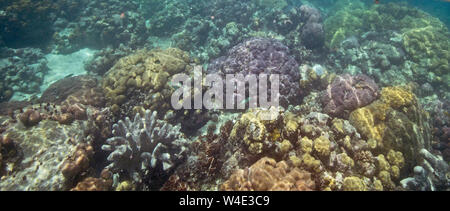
{"left": 0, "top": 117, "right": 95, "bottom": 191}
{"left": 40, "top": 75, "right": 99, "bottom": 104}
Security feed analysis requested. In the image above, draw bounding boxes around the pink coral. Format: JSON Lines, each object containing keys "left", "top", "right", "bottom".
{"left": 321, "top": 74, "right": 379, "bottom": 117}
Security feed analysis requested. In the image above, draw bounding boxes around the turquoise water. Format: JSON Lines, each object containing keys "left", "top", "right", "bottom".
{"left": 0, "top": 0, "right": 448, "bottom": 191}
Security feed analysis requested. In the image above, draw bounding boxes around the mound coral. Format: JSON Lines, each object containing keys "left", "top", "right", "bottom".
{"left": 349, "top": 86, "right": 432, "bottom": 173}
{"left": 18, "top": 109, "right": 42, "bottom": 127}
{"left": 102, "top": 48, "right": 190, "bottom": 117}
{"left": 321, "top": 74, "right": 379, "bottom": 118}
{"left": 229, "top": 107, "right": 304, "bottom": 158}
{"left": 207, "top": 37, "right": 302, "bottom": 106}
{"left": 101, "top": 109, "right": 189, "bottom": 190}
{"left": 299, "top": 5, "right": 325, "bottom": 49}
{"left": 61, "top": 143, "right": 94, "bottom": 180}
{"left": 220, "top": 157, "right": 315, "bottom": 191}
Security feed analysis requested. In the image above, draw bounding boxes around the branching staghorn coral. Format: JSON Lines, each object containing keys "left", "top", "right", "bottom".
{"left": 102, "top": 109, "right": 189, "bottom": 189}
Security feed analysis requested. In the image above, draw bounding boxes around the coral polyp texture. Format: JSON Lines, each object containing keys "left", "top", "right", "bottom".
{"left": 321, "top": 74, "right": 379, "bottom": 118}
{"left": 207, "top": 37, "right": 302, "bottom": 106}
{"left": 101, "top": 109, "right": 189, "bottom": 190}
{"left": 349, "top": 86, "right": 432, "bottom": 171}
{"left": 220, "top": 157, "right": 315, "bottom": 191}
{"left": 102, "top": 48, "right": 191, "bottom": 117}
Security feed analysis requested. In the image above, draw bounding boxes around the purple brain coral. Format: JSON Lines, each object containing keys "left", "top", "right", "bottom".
{"left": 321, "top": 74, "right": 379, "bottom": 117}
{"left": 207, "top": 37, "right": 302, "bottom": 107}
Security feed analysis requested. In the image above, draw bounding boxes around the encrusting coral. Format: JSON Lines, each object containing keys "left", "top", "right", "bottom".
{"left": 101, "top": 109, "right": 189, "bottom": 190}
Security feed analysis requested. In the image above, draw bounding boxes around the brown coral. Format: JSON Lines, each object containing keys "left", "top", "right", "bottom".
{"left": 61, "top": 143, "right": 94, "bottom": 179}
{"left": 220, "top": 157, "right": 316, "bottom": 191}
{"left": 61, "top": 87, "right": 105, "bottom": 108}
{"left": 71, "top": 169, "right": 113, "bottom": 191}
{"left": 18, "top": 109, "right": 42, "bottom": 127}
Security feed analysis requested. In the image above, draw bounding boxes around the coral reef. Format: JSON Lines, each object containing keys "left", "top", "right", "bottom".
{"left": 0, "top": 0, "right": 85, "bottom": 48}
{"left": 51, "top": 0, "right": 148, "bottom": 53}
{"left": 324, "top": 3, "right": 449, "bottom": 99}
{"left": 400, "top": 149, "right": 449, "bottom": 191}
{"left": 84, "top": 46, "right": 133, "bottom": 76}
{"left": 0, "top": 47, "right": 48, "bottom": 102}
{"left": 101, "top": 109, "right": 189, "bottom": 190}
{"left": 221, "top": 157, "right": 315, "bottom": 191}
{"left": 0, "top": 0, "right": 448, "bottom": 192}
{"left": 0, "top": 115, "right": 97, "bottom": 190}
{"left": 321, "top": 74, "right": 379, "bottom": 118}
{"left": 402, "top": 26, "right": 449, "bottom": 91}
{"left": 166, "top": 86, "right": 435, "bottom": 191}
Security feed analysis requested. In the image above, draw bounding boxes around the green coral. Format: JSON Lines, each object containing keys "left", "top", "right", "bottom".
{"left": 324, "top": 2, "right": 449, "bottom": 50}
{"left": 313, "top": 136, "right": 331, "bottom": 157}
{"left": 349, "top": 86, "right": 432, "bottom": 178}
{"left": 402, "top": 26, "right": 450, "bottom": 86}
{"left": 343, "top": 176, "right": 366, "bottom": 191}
